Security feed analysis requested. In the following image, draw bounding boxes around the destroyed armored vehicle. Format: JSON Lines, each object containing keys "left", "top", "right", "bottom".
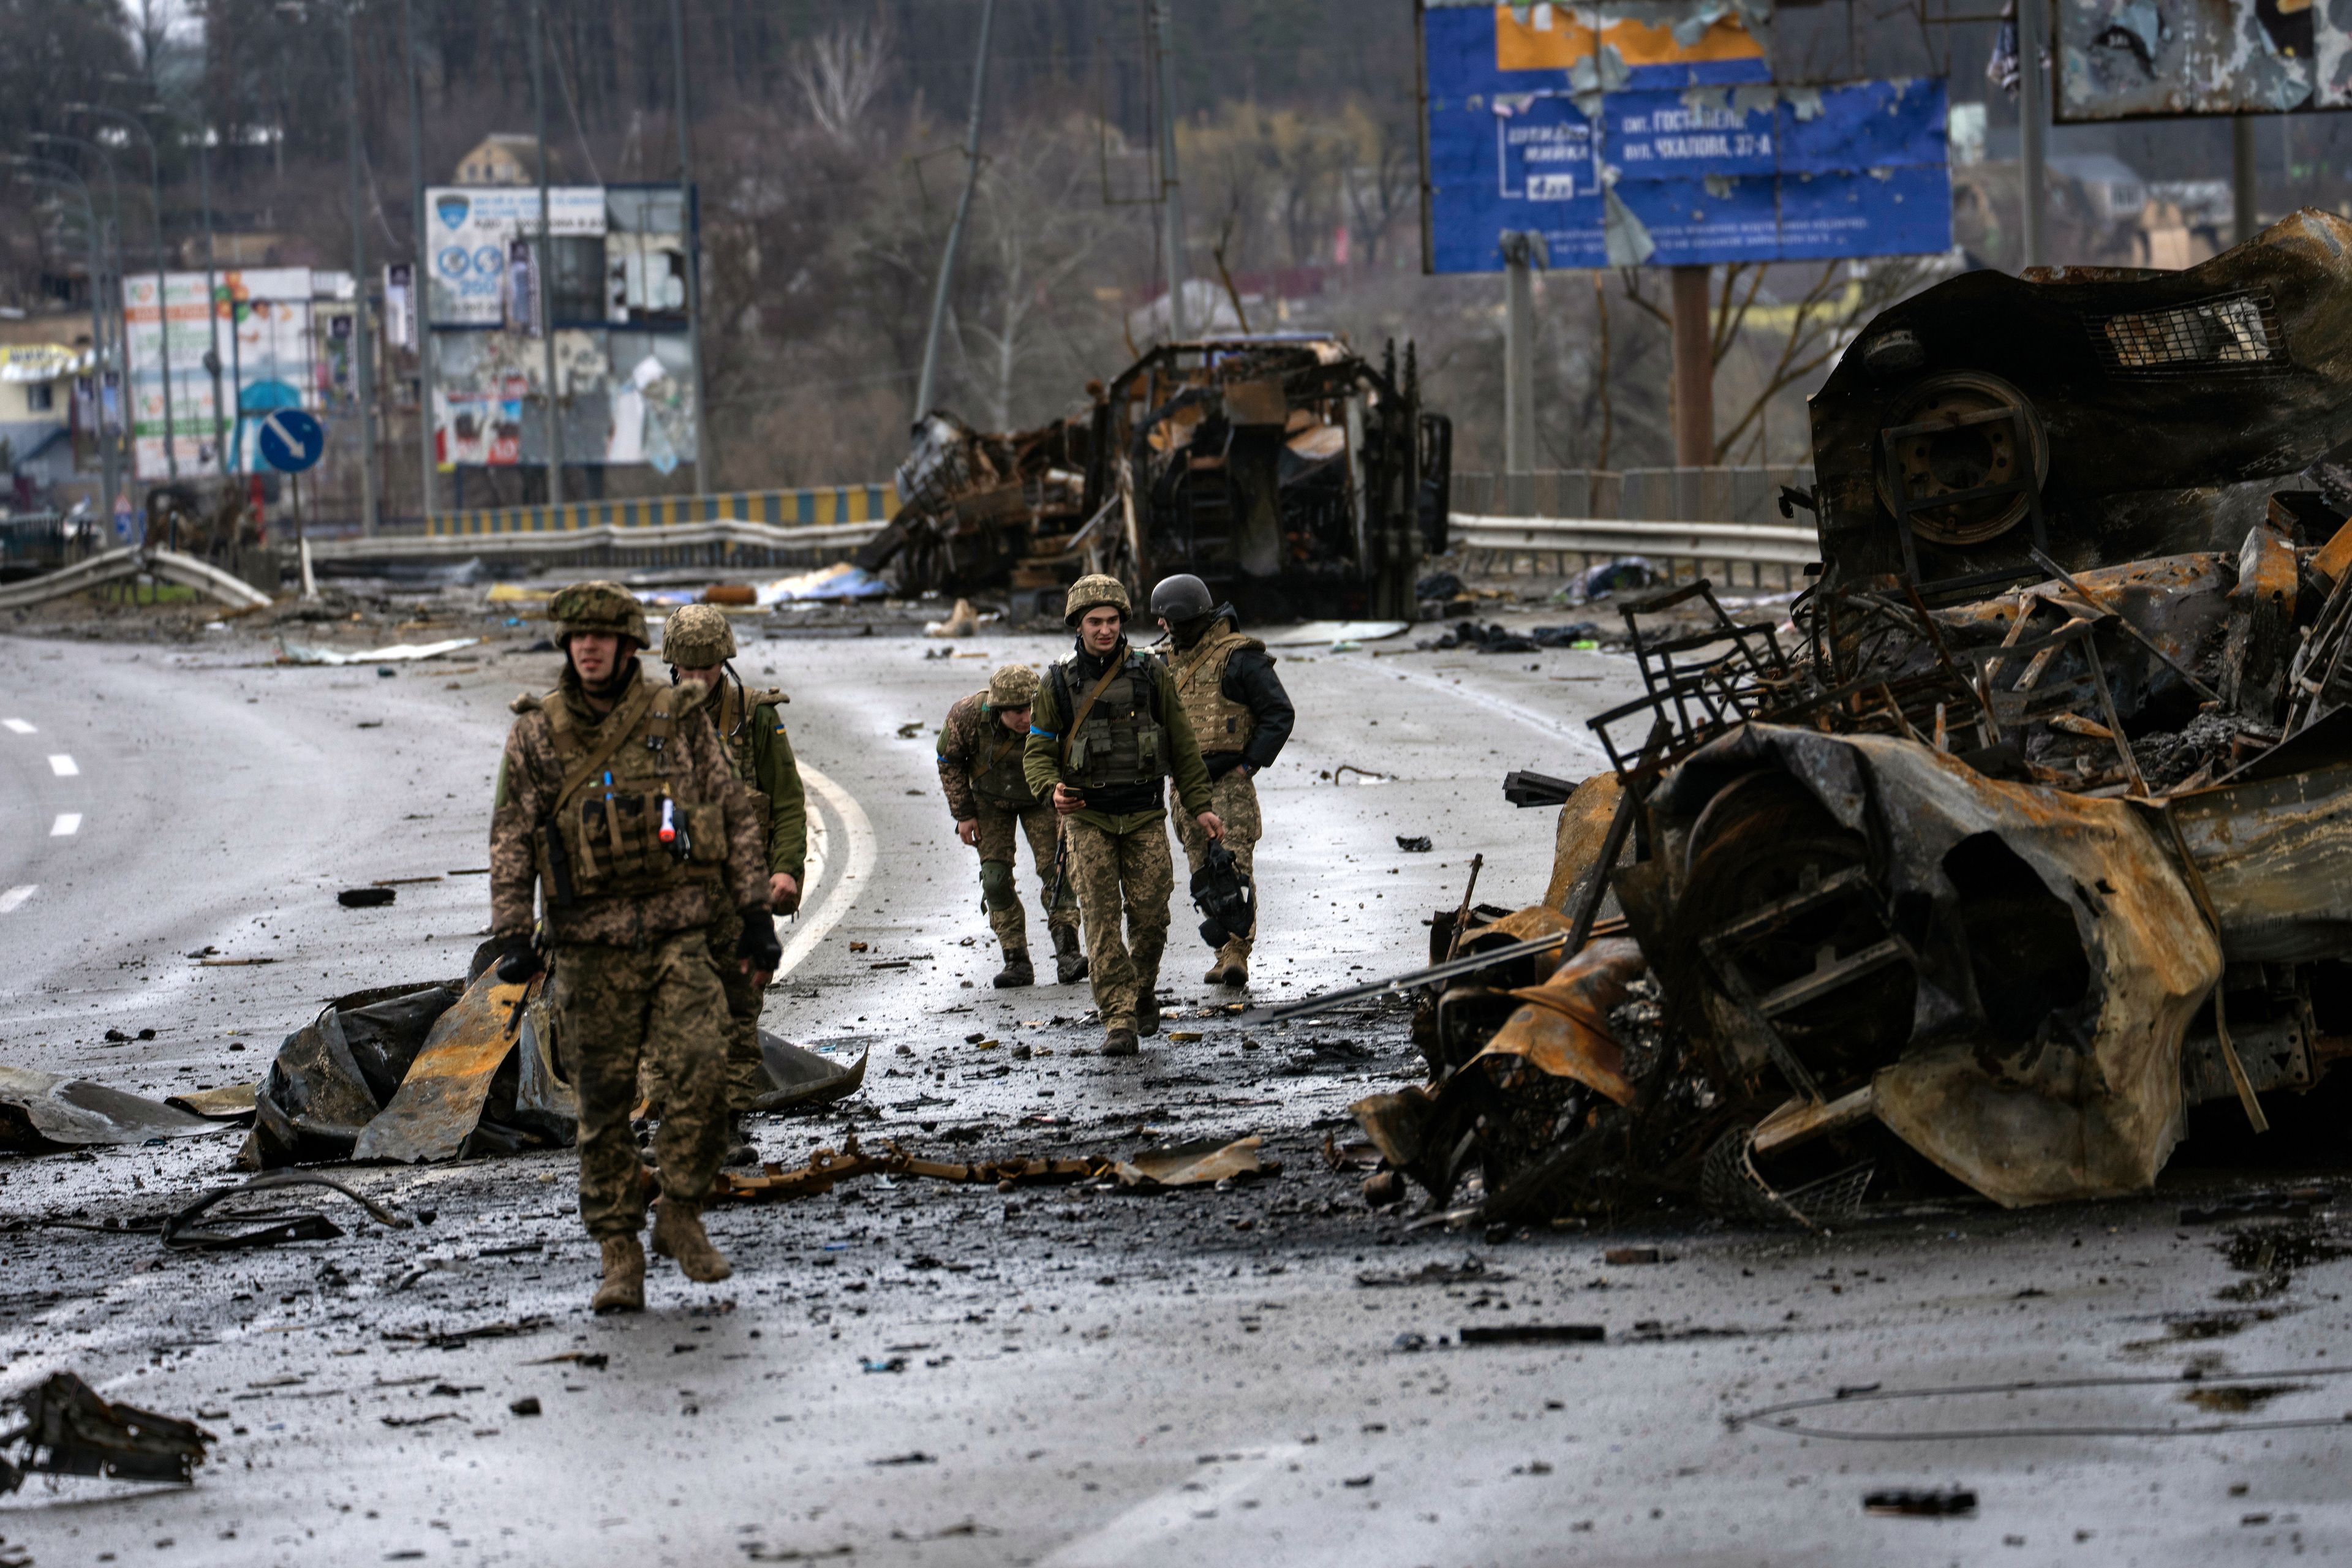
{"left": 859, "top": 335, "right": 1452, "bottom": 620}
{"left": 1351, "top": 211, "right": 2352, "bottom": 1226}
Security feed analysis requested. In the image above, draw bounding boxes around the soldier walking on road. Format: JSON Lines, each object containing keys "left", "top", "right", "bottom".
{"left": 1150, "top": 574, "right": 1295, "bottom": 988}
{"left": 1023, "top": 574, "right": 1222, "bottom": 1057}
{"left": 487, "top": 582, "right": 780, "bottom": 1314}
{"left": 660, "top": 603, "right": 807, "bottom": 1166}
{"left": 937, "top": 664, "right": 1087, "bottom": 988}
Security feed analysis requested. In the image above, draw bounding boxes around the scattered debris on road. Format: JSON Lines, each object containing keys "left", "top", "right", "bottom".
{"left": 0, "top": 1065, "right": 231, "bottom": 1152}
{"left": 0, "top": 1373, "right": 214, "bottom": 1491}
{"left": 714, "top": 1132, "right": 1273, "bottom": 1203}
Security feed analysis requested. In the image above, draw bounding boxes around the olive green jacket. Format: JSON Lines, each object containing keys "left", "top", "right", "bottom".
{"left": 1022, "top": 638, "right": 1213, "bottom": 834}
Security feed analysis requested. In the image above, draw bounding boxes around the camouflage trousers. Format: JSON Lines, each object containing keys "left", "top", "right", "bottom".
{"left": 1175, "top": 769, "right": 1262, "bottom": 965}
{"left": 975, "top": 801, "right": 1079, "bottom": 954}
{"left": 1065, "top": 815, "right": 1175, "bottom": 1030}
{"left": 635, "top": 907, "right": 777, "bottom": 1115}
{"left": 551, "top": 930, "right": 728, "bottom": 1238}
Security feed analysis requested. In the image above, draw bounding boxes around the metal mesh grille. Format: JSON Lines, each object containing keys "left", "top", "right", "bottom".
{"left": 2087, "top": 292, "right": 2283, "bottom": 375}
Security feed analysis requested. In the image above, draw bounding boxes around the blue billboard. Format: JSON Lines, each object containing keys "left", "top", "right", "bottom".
{"left": 1420, "top": 3, "right": 1952, "bottom": 271}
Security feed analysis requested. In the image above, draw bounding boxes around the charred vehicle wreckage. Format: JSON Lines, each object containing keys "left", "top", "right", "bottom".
{"left": 1337, "top": 211, "right": 2352, "bottom": 1227}
{"left": 857, "top": 335, "right": 1452, "bottom": 620}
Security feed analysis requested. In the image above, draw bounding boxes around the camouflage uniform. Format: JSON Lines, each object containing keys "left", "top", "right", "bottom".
{"left": 490, "top": 629, "right": 767, "bottom": 1248}
{"left": 937, "top": 682, "right": 1078, "bottom": 968}
{"left": 1022, "top": 579, "right": 1213, "bottom": 1042}
{"left": 1164, "top": 609, "right": 1293, "bottom": 981}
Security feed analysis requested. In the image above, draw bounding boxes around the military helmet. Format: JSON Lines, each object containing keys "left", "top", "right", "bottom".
{"left": 548, "top": 579, "right": 647, "bottom": 647}
{"left": 987, "top": 665, "right": 1041, "bottom": 709}
{"left": 1149, "top": 573, "right": 1215, "bottom": 624}
{"left": 1063, "top": 573, "right": 1133, "bottom": 627}
{"left": 661, "top": 602, "right": 737, "bottom": 666}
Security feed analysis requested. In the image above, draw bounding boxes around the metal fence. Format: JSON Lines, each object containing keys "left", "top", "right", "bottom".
{"left": 1451, "top": 466, "right": 1815, "bottom": 527}
{"left": 0, "top": 512, "right": 91, "bottom": 574}
{"left": 1449, "top": 514, "right": 1816, "bottom": 592}
{"left": 305, "top": 517, "right": 885, "bottom": 574}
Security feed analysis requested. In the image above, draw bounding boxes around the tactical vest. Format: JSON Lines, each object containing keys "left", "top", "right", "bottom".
{"left": 538, "top": 678, "right": 728, "bottom": 900}
{"left": 1054, "top": 652, "right": 1167, "bottom": 793}
{"left": 1169, "top": 626, "right": 1265, "bottom": 755}
{"left": 969, "top": 703, "right": 1039, "bottom": 809}
{"left": 713, "top": 679, "right": 786, "bottom": 824}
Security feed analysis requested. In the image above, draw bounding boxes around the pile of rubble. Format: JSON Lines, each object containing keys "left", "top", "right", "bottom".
{"left": 1341, "top": 211, "right": 2352, "bottom": 1227}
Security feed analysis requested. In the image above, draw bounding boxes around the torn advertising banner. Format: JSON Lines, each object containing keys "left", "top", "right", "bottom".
{"left": 122, "top": 268, "right": 327, "bottom": 480}
{"left": 2057, "top": 0, "right": 2352, "bottom": 119}
{"left": 1419, "top": 2, "right": 1952, "bottom": 270}
{"left": 425, "top": 186, "right": 605, "bottom": 327}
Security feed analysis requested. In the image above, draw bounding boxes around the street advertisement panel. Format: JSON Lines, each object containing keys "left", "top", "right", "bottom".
{"left": 124, "top": 268, "right": 322, "bottom": 480}
{"left": 1420, "top": 1, "right": 1951, "bottom": 271}
{"left": 430, "top": 328, "right": 696, "bottom": 472}
{"left": 2057, "top": 0, "right": 2352, "bottom": 119}
{"left": 423, "top": 186, "right": 605, "bottom": 326}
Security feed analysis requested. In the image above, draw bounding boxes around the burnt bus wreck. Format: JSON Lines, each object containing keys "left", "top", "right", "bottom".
{"left": 859, "top": 335, "right": 1452, "bottom": 620}
{"left": 1347, "top": 210, "right": 2352, "bottom": 1226}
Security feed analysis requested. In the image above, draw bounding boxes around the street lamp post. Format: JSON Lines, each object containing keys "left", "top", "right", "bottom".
{"left": 402, "top": 0, "right": 435, "bottom": 526}
{"left": 29, "top": 132, "right": 130, "bottom": 492}
{"left": 668, "top": 0, "right": 717, "bottom": 493}
{"left": 528, "top": 0, "right": 562, "bottom": 508}
{"left": 4, "top": 156, "right": 117, "bottom": 522}
{"left": 337, "top": 3, "right": 380, "bottom": 534}
{"left": 70, "top": 104, "right": 178, "bottom": 482}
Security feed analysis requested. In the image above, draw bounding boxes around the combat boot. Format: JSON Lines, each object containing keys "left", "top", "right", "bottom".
{"left": 1136, "top": 984, "right": 1161, "bottom": 1037}
{"left": 1210, "top": 949, "right": 1249, "bottom": 988}
{"left": 651, "top": 1199, "right": 733, "bottom": 1283}
{"left": 993, "top": 948, "right": 1035, "bottom": 989}
{"left": 1102, "top": 1027, "right": 1140, "bottom": 1057}
{"left": 722, "top": 1114, "right": 758, "bottom": 1169}
{"left": 1052, "top": 925, "right": 1088, "bottom": 984}
{"left": 592, "top": 1233, "right": 646, "bottom": 1314}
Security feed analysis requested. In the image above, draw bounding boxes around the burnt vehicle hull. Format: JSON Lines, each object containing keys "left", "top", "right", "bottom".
{"left": 1351, "top": 211, "right": 2352, "bottom": 1223}
{"left": 861, "top": 336, "right": 1450, "bottom": 620}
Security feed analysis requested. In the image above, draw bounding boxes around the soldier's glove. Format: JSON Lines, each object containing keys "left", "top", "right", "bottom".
{"left": 736, "top": 912, "right": 783, "bottom": 971}
{"left": 492, "top": 933, "right": 544, "bottom": 984}
{"left": 1190, "top": 842, "right": 1256, "bottom": 949}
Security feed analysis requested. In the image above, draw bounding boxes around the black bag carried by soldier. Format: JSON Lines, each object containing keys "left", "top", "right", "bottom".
{"left": 1191, "top": 841, "right": 1256, "bottom": 949}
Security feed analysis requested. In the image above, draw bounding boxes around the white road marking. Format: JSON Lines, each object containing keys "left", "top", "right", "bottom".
{"left": 47, "top": 754, "right": 78, "bottom": 777}
{"left": 50, "top": 813, "right": 81, "bottom": 837}
{"left": 1041, "top": 1444, "right": 1306, "bottom": 1567}
{"left": 0, "top": 886, "right": 34, "bottom": 914}
{"left": 771, "top": 763, "right": 875, "bottom": 983}
{"left": 2, "top": 718, "right": 32, "bottom": 734}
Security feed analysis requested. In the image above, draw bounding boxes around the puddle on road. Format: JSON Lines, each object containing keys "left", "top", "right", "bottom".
{"left": 2180, "top": 1382, "right": 2312, "bottom": 1414}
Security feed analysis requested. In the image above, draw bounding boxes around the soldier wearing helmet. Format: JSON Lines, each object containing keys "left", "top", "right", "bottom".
{"left": 487, "top": 581, "right": 779, "bottom": 1314}
{"left": 1022, "top": 574, "right": 1223, "bottom": 1056}
{"left": 655, "top": 603, "right": 809, "bottom": 1166}
{"left": 936, "top": 663, "right": 1085, "bottom": 988}
{"left": 1150, "top": 573, "right": 1295, "bottom": 988}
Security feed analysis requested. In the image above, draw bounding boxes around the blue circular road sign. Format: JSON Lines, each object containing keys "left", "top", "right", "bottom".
{"left": 256, "top": 409, "right": 326, "bottom": 473}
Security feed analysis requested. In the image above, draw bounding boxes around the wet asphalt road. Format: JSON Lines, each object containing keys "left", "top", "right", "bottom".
{"left": 4, "top": 617, "right": 2351, "bottom": 1567}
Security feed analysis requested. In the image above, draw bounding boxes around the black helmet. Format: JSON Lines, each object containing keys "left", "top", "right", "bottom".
{"left": 1150, "top": 573, "right": 1215, "bottom": 623}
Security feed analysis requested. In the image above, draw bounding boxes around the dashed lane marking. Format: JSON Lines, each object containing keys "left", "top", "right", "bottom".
{"left": 2, "top": 718, "right": 32, "bottom": 735}
{"left": 51, "top": 813, "right": 81, "bottom": 837}
{"left": 0, "top": 886, "right": 34, "bottom": 914}
{"left": 47, "top": 754, "right": 77, "bottom": 777}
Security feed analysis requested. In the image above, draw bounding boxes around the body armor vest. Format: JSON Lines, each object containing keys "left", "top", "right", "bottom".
{"left": 1168, "top": 626, "right": 1264, "bottom": 754}
{"left": 714, "top": 680, "right": 786, "bottom": 823}
{"left": 540, "top": 679, "right": 727, "bottom": 899}
{"left": 970, "top": 710, "right": 1038, "bottom": 809}
{"left": 1055, "top": 652, "right": 1166, "bottom": 793}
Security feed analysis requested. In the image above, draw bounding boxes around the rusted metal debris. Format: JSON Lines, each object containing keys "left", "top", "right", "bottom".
{"left": 0, "top": 1373, "right": 214, "bottom": 1492}
{"left": 714, "top": 1132, "right": 1273, "bottom": 1204}
{"left": 860, "top": 336, "right": 1449, "bottom": 619}
{"left": 1353, "top": 213, "right": 2352, "bottom": 1224}
{"left": 0, "top": 1066, "right": 229, "bottom": 1152}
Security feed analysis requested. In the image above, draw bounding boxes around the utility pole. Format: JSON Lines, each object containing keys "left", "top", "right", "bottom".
{"left": 1670, "top": 265, "right": 1713, "bottom": 467}
{"left": 32, "top": 132, "right": 130, "bottom": 494}
{"left": 669, "top": 0, "right": 717, "bottom": 492}
{"left": 404, "top": 0, "right": 436, "bottom": 523}
{"left": 2232, "top": 117, "right": 2259, "bottom": 245}
{"left": 913, "top": 0, "right": 996, "bottom": 426}
{"left": 2018, "top": 0, "right": 2049, "bottom": 269}
{"left": 529, "top": 0, "right": 563, "bottom": 509}
{"left": 1150, "top": 0, "right": 1189, "bottom": 340}
{"left": 7, "top": 159, "right": 116, "bottom": 522}
{"left": 195, "top": 123, "right": 227, "bottom": 473}
{"left": 339, "top": 5, "right": 380, "bottom": 534}
{"left": 72, "top": 105, "right": 177, "bottom": 481}
{"left": 1499, "top": 232, "right": 1539, "bottom": 513}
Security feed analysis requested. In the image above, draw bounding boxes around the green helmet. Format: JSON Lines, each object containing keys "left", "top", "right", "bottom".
{"left": 987, "top": 665, "right": 1041, "bottom": 708}
{"left": 661, "top": 602, "right": 736, "bottom": 667}
{"left": 1063, "top": 573, "right": 1133, "bottom": 627}
{"left": 549, "top": 579, "right": 647, "bottom": 647}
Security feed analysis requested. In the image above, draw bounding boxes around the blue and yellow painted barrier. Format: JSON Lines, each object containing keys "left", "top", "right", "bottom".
{"left": 428, "top": 483, "right": 899, "bottom": 537}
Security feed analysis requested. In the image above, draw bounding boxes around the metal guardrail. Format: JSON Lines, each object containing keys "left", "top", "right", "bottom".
{"left": 428, "top": 483, "right": 899, "bottom": 538}
{"left": 0, "top": 546, "right": 275, "bottom": 612}
{"left": 1450, "top": 513, "right": 1819, "bottom": 590}
{"left": 305, "top": 518, "right": 886, "bottom": 565}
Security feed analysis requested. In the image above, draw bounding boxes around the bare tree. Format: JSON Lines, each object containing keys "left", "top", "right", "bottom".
{"left": 790, "top": 18, "right": 891, "bottom": 149}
